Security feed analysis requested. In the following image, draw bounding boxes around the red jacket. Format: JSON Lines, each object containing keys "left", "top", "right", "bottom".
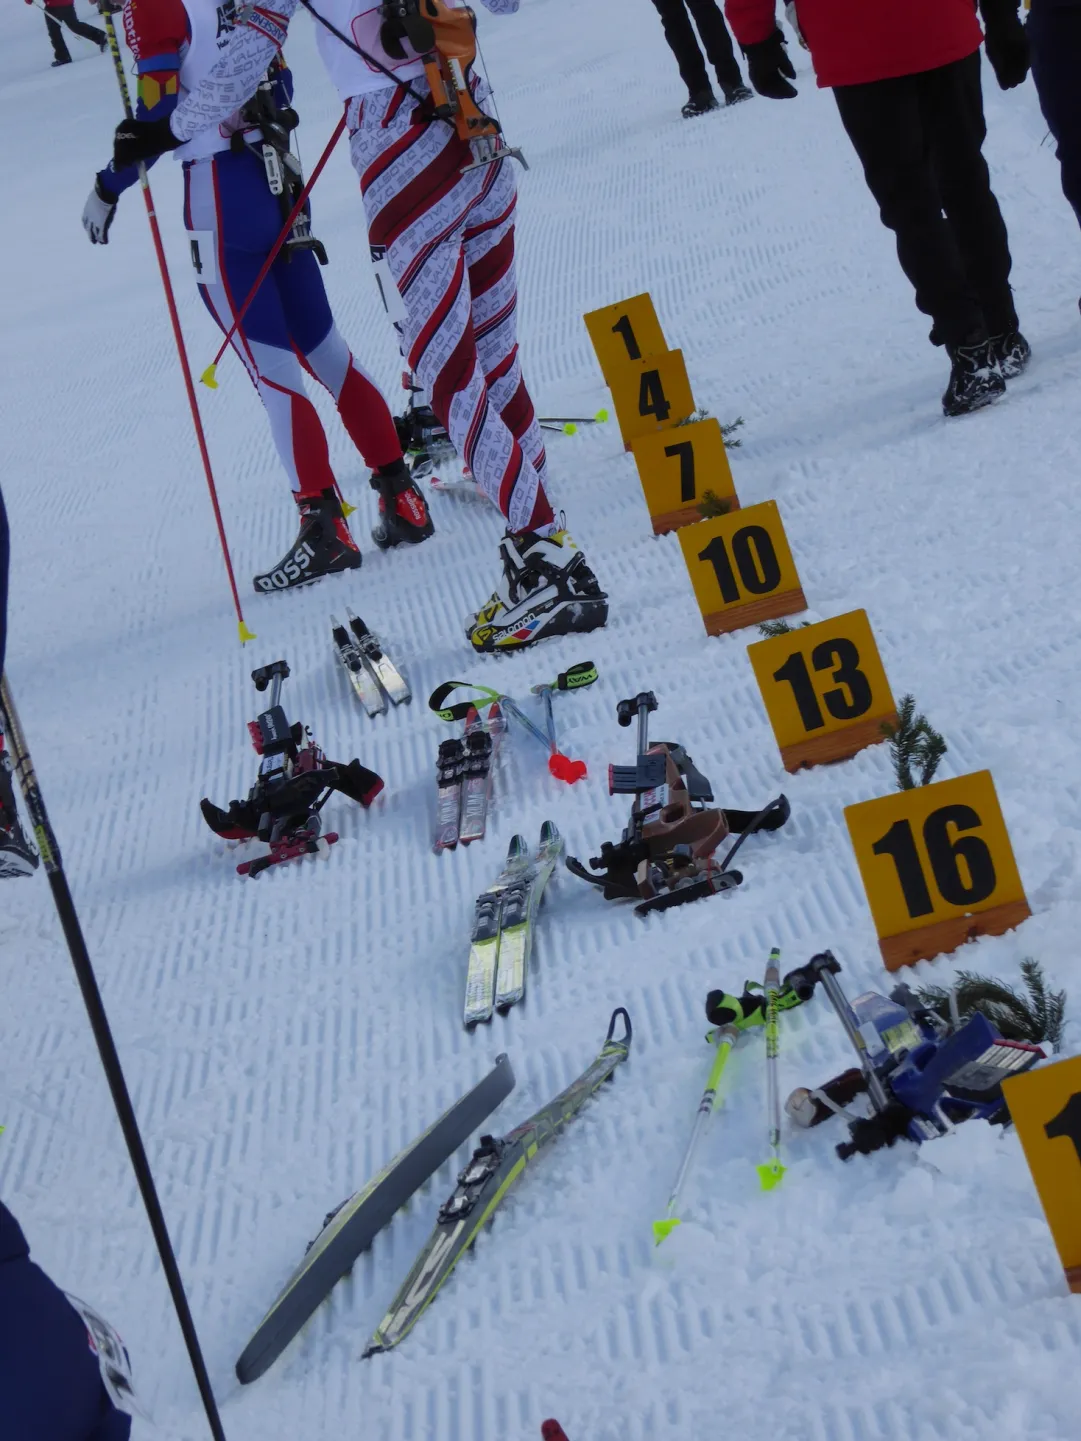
{"left": 724, "top": 0, "right": 984, "bottom": 88}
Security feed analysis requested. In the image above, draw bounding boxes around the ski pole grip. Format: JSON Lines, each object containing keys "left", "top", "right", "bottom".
{"left": 808, "top": 949, "right": 841, "bottom": 977}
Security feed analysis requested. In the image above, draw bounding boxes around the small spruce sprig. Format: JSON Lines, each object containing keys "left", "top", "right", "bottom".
{"left": 757, "top": 619, "right": 811, "bottom": 637}
{"left": 698, "top": 490, "right": 733, "bottom": 519}
{"left": 918, "top": 959, "right": 1066, "bottom": 1052}
{"left": 881, "top": 694, "right": 947, "bottom": 790}
{"left": 676, "top": 409, "right": 744, "bottom": 448}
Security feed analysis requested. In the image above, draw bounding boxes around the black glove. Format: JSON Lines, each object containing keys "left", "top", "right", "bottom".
{"left": 742, "top": 27, "right": 797, "bottom": 100}
{"left": 113, "top": 114, "right": 182, "bottom": 169}
{"left": 979, "top": 0, "right": 1030, "bottom": 89}
{"left": 81, "top": 175, "right": 118, "bottom": 245}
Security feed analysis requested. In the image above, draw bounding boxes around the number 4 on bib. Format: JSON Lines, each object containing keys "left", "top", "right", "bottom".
{"left": 844, "top": 770, "right": 1030, "bottom": 970}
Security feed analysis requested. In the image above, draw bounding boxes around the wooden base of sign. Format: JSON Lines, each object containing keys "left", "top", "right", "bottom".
{"left": 1066, "top": 1265, "right": 1081, "bottom": 1295}
{"left": 877, "top": 896, "right": 1032, "bottom": 973}
{"left": 652, "top": 496, "right": 741, "bottom": 535}
{"left": 778, "top": 710, "right": 897, "bottom": 774}
{"left": 703, "top": 586, "right": 807, "bottom": 638}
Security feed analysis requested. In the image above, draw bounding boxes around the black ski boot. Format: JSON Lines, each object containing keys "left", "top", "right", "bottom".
{"left": 682, "top": 89, "right": 720, "bottom": 118}
{"left": 394, "top": 403, "right": 454, "bottom": 477}
{"left": 253, "top": 488, "right": 361, "bottom": 593}
{"left": 467, "top": 525, "right": 608, "bottom": 652}
{"left": 369, "top": 460, "right": 435, "bottom": 550}
{"left": 0, "top": 747, "right": 37, "bottom": 879}
{"left": 723, "top": 83, "right": 753, "bottom": 104}
{"left": 941, "top": 333, "right": 1006, "bottom": 417}
{"left": 989, "top": 330, "right": 1031, "bottom": 380}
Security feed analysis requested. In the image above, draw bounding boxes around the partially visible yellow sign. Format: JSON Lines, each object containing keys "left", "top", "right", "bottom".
{"left": 583, "top": 293, "right": 668, "bottom": 387}
{"left": 678, "top": 502, "right": 806, "bottom": 637}
{"left": 1003, "top": 1054, "right": 1081, "bottom": 1293}
{"left": 608, "top": 352, "right": 695, "bottom": 448}
{"left": 746, "top": 609, "right": 896, "bottom": 772}
{"left": 631, "top": 418, "right": 738, "bottom": 533}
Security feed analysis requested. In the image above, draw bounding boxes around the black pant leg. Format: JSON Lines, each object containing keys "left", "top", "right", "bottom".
{"left": 833, "top": 72, "right": 986, "bottom": 347}
{"left": 685, "top": 0, "right": 743, "bottom": 92}
{"left": 923, "top": 52, "right": 1017, "bottom": 335}
{"left": 651, "top": 0, "right": 711, "bottom": 96}
{"left": 1028, "top": 0, "right": 1081, "bottom": 234}
{"left": 57, "top": 4, "right": 105, "bottom": 47}
{"left": 44, "top": 10, "right": 71, "bottom": 62}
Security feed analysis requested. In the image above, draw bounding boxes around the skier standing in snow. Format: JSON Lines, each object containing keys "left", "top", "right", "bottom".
{"left": 0, "top": 485, "right": 38, "bottom": 880}
{"left": 84, "top": 0, "right": 434, "bottom": 594}
{"left": 650, "top": 0, "right": 753, "bottom": 117}
{"left": 1027, "top": 0, "right": 1081, "bottom": 276}
{"left": 726, "top": 0, "right": 1031, "bottom": 416}
{"left": 28, "top": 0, "right": 107, "bottom": 67}
{"left": 0, "top": 1200, "right": 132, "bottom": 1440}
{"left": 111, "top": 0, "right": 608, "bottom": 653}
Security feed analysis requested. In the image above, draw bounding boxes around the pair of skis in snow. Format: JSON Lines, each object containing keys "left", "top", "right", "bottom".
{"left": 330, "top": 611, "right": 410, "bottom": 715}
{"left": 434, "top": 703, "right": 505, "bottom": 851}
{"left": 464, "top": 821, "right": 563, "bottom": 1026}
{"left": 235, "top": 1009, "right": 631, "bottom": 1379}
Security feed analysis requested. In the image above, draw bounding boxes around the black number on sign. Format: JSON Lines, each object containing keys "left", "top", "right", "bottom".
{"left": 664, "top": 441, "right": 695, "bottom": 502}
{"left": 699, "top": 527, "right": 781, "bottom": 606}
{"left": 612, "top": 314, "right": 641, "bottom": 361}
{"left": 190, "top": 239, "right": 204, "bottom": 275}
{"left": 1046, "top": 1093, "right": 1081, "bottom": 1167}
{"left": 872, "top": 819, "right": 934, "bottom": 918}
{"left": 812, "top": 638, "right": 873, "bottom": 721}
{"left": 638, "top": 369, "right": 671, "bottom": 423}
{"left": 871, "top": 806, "right": 997, "bottom": 921}
{"left": 772, "top": 652, "right": 823, "bottom": 731}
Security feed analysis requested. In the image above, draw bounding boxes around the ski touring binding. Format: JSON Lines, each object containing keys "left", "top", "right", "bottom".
{"left": 566, "top": 691, "right": 790, "bottom": 916}
{"left": 200, "top": 659, "right": 384, "bottom": 877}
{"left": 331, "top": 611, "right": 410, "bottom": 715}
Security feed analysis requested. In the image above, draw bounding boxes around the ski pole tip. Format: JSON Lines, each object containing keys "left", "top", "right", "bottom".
{"left": 562, "top": 422, "right": 577, "bottom": 435}
{"left": 238, "top": 620, "right": 257, "bottom": 644}
{"left": 200, "top": 363, "right": 218, "bottom": 389}
{"left": 549, "top": 753, "right": 587, "bottom": 784}
{"left": 756, "top": 1161, "right": 786, "bottom": 1192}
{"left": 595, "top": 408, "right": 609, "bottom": 422}
{"left": 340, "top": 499, "right": 357, "bottom": 518}
{"left": 652, "top": 1217, "right": 681, "bottom": 1245}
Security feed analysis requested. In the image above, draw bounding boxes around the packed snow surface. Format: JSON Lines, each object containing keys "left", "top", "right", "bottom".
{"left": 3, "top": 3, "right": 1081, "bottom": 1438}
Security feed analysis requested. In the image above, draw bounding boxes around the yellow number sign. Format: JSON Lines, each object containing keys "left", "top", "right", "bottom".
{"left": 678, "top": 502, "right": 806, "bottom": 637}
{"left": 1003, "top": 1054, "right": 1081, "bottom": 1294}
{"left": 747, "top": 609, "right": 897, "bottom": 773}
{"left": 844, "top": 770, "right": 1030, "bottom": 971}
{"left": 583, "top": 293, "right": 668, "bottom": 387}
{"left": 609, "top": 352, "right": 695, "bottom": 449}
{"left": 631, "top": 418, "right": 739, "bottom": 533}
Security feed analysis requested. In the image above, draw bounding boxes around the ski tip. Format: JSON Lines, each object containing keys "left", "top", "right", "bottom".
{"left": 361, "top": 1341, "right": 383, "bottom": 1360}
{"left": 606, "top": 1006, "right": 633, "bottom": 1047}
{"left": 756, "top": 1161, "right": 786, "bottom": 1192}
{"left": 652, "top": 1217, "right": 680, "bottom": 1245}
{"left": 541, "top": 1422, "right": 572, "bottom": 1441}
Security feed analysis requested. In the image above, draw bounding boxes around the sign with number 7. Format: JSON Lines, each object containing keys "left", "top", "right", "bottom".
{"left": 844, "top": 770, "right": 1030, "bottom": 970}
{"left": 607, "top": 352, "right": 696, "bottom": 448}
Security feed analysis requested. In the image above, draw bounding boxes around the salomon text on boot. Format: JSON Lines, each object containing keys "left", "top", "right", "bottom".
{"left": 369, "top": 460, "right": 434, "bottom": 550}
{"left": 467, "top": 526, "right": 608, "bottom": 653}
{"left": 253, "top": 488, "right": 361, "bottom": 593}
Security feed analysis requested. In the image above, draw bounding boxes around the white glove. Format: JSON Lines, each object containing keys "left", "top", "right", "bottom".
{"left": 785, "top": 1, "right": 809, "bottom": 48}
{"left": 82, "top": 177, "right": 118, "bottom": 245}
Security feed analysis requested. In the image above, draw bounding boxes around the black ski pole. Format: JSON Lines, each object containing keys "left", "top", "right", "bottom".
{"left": 0, "top": 675, "right": 228, "bottom": 1441}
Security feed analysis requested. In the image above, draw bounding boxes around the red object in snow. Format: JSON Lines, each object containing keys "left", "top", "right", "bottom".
{"left": 541, "top": 1423, "right": 570, "bottom": 1441}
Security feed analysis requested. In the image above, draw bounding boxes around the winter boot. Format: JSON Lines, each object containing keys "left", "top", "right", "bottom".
{"left": 681, "top": 89, "right": 720, "bottom": 118}
{"left": 369, "top": 460, "right": 434, "bottom": 550}
{"left": 253, "top": 488, "right": 361, "bottom": 593}
{"left": 0, "top": 748, "right": 37, "bottom": 879}
{"left": 723, "top": 83, "right": 753, "bottom": 104}
{"left": 394, "top": 403, "right": 454, "bottom": 477}
{"left": 989, "top": 330, "right": 1031, "bottom": 381}
{"left": 941, "top": 333, "right": 1006, "bottom": 417}
{"left": 466, "top": 527, "right": 608, "bottom": 653}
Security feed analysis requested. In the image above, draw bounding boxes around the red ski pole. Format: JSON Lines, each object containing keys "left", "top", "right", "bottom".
{"left": 200, "top": 114, "right": 347, "bottom": 388}
{"left": 103, "top": 14, "right": 254, "bottom": 643}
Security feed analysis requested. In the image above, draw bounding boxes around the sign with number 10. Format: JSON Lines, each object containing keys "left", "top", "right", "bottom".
{"left": 844, "top": 770, "right": 1030, "bottom": 970}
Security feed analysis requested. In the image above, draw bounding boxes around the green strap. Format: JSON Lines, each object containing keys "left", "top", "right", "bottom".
{"left": 427, "top": 679, "right": 503, "bottom": 722}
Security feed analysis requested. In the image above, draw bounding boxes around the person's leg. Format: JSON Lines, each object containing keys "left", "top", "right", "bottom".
{"left": 685, "top": 0, "right": 744, "bottom": 94}
{"left": 55, "top": 2, "right": 105, "bottom": 48}
{"left": 44, "top": 10, "right": 71, "bottom": 63}
{"left": 833, "top": 72, "right": 986, "bottom": 347}
{"left": 1028, "top": 0, "right": 1081, "bottom": 234}
{"left": 923, "top": 52, "right": 1018, "bottom": 338}
{"left": 650, "top": 0, "right": 712, "bottom": 96}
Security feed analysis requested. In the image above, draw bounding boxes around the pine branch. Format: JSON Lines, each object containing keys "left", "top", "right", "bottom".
{"left": 698, "top": 490, "right": 733, "bottom": 519}
{"left": 758, "top": 619, "right": 811, "bottom": 637}
{"left": 918, "top": 961, "right": 1067, "bottom": 1050}
{"left": 881, "top": 693, "right": 947, "bottom": 790}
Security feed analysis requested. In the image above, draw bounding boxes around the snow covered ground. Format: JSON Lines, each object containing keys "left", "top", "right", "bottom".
{"left": 3, "top": 3, "right": 1081, "bottom": 1438}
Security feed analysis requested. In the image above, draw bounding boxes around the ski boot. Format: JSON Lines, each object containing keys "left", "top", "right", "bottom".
{"left": 681, "top": 89, "right": 719, "bottom": 118}
{"left": 253, "top": 487, "right": 361, "bottom": 593}
{"left": 467, "top": 527, "right": 608, "bottom": 653}
{"left": 723, "top": 83, "right": 753, "bottom": 105}
{"left": 941, "top": 332, "right": 1006, "bottom": 417}
{"left": 0, "top": 747, "right": 38, "bottom": 879}
{"left": 989, "top": 330, "right": 1031, "bottom": 381}
{"left": 369, "top": 460, "right": 434, "bottom": 550}
{"left": 394, "top": 402, "right": 454, "bottom": 478}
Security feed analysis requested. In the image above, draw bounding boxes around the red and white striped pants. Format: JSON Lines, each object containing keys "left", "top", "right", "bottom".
{"left": 349, "top": 89, "right": 553, "bottom": 535}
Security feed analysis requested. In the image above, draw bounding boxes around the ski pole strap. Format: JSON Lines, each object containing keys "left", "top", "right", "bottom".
{"left": 428, "top": 679, "right": 503, "bottom": 721}
{"left": 553, "top": 660, "right": 598, "bottom": 692}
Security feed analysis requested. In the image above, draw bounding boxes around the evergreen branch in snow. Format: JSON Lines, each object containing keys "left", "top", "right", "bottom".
{"left": 881, "top": 693, "right": 947, "bottom": 790}
{"left": 917, "top": 959, "right": 1066, "bottom": 1051}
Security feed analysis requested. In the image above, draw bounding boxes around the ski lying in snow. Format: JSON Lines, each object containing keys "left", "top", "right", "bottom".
{"left": 459, "top": 703, "right": 505, "bottom": 843}
{"left": 464, "top": 822, "right": 562, "bottom": 1025}
{"left": 331, "top": 617, "right": 386, "bottom": 716}
{"left": 363, "top": 1007, "right": 632, "bottom": 1357}
{"left": 348, "top": 611, "right": 410, "bottom": 706}
{"left": 235, "top": 1052, "right": 516, "bottom": 1384}
{"left": 332, "top": 614, "right": 411, "bottom": 713}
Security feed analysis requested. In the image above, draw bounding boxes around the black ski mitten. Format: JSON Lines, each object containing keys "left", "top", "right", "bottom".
{"left": 113, "top": 114, "right": 182, "bottom": 168}
{"left": 742, "top": 28, "right": 797, "bottom": 100}
{"left": 979, "top": 0, "right": 1030, "bottom": 90}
